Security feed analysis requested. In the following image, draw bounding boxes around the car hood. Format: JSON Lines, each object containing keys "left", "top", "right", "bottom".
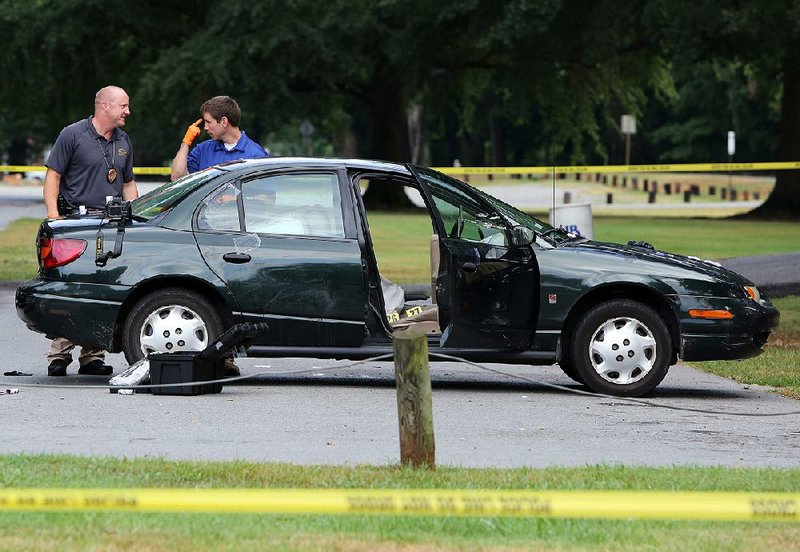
{"left": 560, "top": 239, "right": 753, "bottom": 286}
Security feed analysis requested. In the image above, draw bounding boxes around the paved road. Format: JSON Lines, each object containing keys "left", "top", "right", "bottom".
{"left": 1, "top": 285, "right": 798, "bottom": 468}
{"left": 719, "top": 254, "right": 800, "bottom": 298}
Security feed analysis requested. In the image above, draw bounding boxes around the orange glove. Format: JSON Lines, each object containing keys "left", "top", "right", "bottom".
{"left": 182, "top": 119, "right": 203, "bottom": 146}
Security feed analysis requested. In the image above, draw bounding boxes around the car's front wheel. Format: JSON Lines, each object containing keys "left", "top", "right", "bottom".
{"left": 570, "top": 299, "right": 671, "bottom": 397}
{"left": 122, "top": 288, "right": 224, "bottom": 364}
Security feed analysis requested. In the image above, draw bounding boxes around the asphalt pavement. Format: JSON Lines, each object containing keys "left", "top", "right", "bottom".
{"left": 1, "top": 284, "right": 798, "bottom": 468}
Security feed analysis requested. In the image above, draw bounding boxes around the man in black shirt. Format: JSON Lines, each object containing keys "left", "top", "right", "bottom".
{"left": 43, "top": 85, "right": 139, "bottom": 376}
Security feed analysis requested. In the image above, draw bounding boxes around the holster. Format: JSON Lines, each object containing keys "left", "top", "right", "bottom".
{"left": 56, "top": 194, "right": 70, "bottom": 216}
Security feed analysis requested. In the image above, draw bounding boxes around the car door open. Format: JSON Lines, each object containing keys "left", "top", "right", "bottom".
{"left": 409, "top": 166, "right": 540, "bottom": 350}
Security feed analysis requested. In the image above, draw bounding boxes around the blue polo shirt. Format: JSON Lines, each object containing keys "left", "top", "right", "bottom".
{"left": 187, "top": 131, "right": 268, "bottom": 173}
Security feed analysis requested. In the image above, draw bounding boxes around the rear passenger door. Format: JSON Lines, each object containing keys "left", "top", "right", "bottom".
{"left": 194, "top": 170, "right": 367, "bottom": 346}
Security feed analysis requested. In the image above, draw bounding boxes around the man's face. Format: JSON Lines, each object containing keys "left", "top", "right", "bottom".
{"left": 202, "top": 113, "right": 227, "bottom": 141}
{"left": 104, "top": 92, "right": 131, "bottom": 128}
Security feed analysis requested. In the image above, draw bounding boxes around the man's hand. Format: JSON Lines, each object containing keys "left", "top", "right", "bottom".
{"left": 182, "top": 119, "right": 203, "bottom": 146}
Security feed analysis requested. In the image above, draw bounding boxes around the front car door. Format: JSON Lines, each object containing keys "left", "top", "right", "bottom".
{"left": 193, "top": 169, "right": 366, "bottom": 346}
{"left": 410, "top": 166, "right": 539, "bottom": 350}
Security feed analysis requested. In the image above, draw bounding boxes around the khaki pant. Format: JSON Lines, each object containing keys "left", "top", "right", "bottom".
{"left": 47, "top": 337, "right": 105, "bottom": 366}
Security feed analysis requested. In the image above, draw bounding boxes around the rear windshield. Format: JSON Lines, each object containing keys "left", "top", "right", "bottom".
{"left": 131, "top": 170, "right": 219, "bottom": 220}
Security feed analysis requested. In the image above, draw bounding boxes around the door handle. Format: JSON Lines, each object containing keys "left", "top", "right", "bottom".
{"left": 462, "top": 261, "right": 477, "bottom": 273}
{"left": 223, "top": 252, "right": 251, "bottom": 264}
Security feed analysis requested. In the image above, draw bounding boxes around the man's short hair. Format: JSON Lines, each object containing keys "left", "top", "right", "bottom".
{"left": 200, "top": 96, "right": 241, "bottom": 127}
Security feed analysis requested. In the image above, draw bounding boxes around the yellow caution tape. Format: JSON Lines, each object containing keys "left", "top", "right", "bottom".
{"left": 133, "top": 166, "right": 171, "bottom": 175}
{"left": 2, "top": 161, "right": 799, "bottom": 177}
{"left": 0, "top": 165, "right": 47, "bottom": 173}
{"left": 435, "top": 161, "right": 800, "bottom": 175}
{"left": 0, "top": 488, "right": 797, "bottom": 521}
{"left": 0, "top": 165, "right": 171, "bottom": 176}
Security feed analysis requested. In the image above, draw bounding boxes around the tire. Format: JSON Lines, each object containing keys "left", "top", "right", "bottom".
{"left": 122, "top": 288, "right": 224, "bottom": 364}
{"left": 557, "top": 357, "right": 584, "bottom": 384}
{"left": 570, "top": 299, "right": 671, "bottom": 397}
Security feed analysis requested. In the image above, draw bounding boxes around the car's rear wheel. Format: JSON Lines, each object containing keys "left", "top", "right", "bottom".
{"left": 570, "top": 299, "right": 670, "bottom": 397}
{"left": 122, "top": 288, "right": 224, "bottom": 364}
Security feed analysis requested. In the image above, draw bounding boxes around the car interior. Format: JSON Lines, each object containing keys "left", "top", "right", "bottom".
{"left": 356, "top": 174, "right": 442, "bottom": 337}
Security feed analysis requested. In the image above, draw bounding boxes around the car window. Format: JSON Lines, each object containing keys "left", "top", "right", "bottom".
{"left": 132, "top": 169, "right": 219, "bottom": 221}
{"left": 196, "top": 183, "right": 242, "bottom": 231}
{"left": 414, "top": 168, "right": 508, "bottom": 245}
{"left": 241, "top": 173, "right": 345, "bottom": 238}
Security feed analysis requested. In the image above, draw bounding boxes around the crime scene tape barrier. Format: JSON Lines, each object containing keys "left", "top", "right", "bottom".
{"left": 0, "top": 488, "right": 798, "bottom": 521}
{"left": 3, "top": 161, "right": 800, "bottom": 177}
{"left": 436, "top": 161, "right": 800, "bottom": 175}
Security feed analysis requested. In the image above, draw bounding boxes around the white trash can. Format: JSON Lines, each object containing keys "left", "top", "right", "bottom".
{"left": 548, "top": 202, "right": 594, "bottom": 239}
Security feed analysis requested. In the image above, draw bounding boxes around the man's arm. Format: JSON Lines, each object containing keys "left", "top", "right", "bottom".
{"left": 122, "top": 180, "right": 139, "bottom": 201}
{"left": 170, "top": 142, "right": 191, "bottom": 181}
{"left": 171, "top": 119, "right": 203, "bottom": 181}
{"left": 43, "top": 168, "right": 62, "bottom": 219}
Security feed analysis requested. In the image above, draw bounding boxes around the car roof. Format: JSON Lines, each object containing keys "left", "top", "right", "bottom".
{"left": 217, "top": 156, "right": 412, "bottom": 175}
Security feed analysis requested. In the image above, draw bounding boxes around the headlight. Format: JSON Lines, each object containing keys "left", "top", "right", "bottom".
{"left": 744, "top": 286, "right": 761, "bottom": 302}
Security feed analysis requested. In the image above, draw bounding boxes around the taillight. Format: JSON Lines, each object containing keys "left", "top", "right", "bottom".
{"left": 39, "top": 238, "right": 87, "bottom": 269}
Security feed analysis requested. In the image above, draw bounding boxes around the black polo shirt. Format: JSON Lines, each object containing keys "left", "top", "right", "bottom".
{"left": 45, "top": 115, "right": 134, "bottom": 210}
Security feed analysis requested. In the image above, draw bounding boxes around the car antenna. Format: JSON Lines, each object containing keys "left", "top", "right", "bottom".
{"left": 550, "top": 141, "right": 557, "bottom": 228}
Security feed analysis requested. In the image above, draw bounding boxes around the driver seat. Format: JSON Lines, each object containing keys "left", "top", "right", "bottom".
{"left": 389, "top": 234, "right": 441, "bottom": 334}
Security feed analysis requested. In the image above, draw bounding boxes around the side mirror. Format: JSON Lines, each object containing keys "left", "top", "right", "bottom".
{"left": 511, "top": 225, "right": 534, "bottom": 246}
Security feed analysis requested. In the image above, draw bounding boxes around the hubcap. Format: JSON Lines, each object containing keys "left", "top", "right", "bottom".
{"left": 139, "top": 304, "right": 208, "bottom": 357}
{"left": 589, "top": 316, "right": 656, "bottom": 385}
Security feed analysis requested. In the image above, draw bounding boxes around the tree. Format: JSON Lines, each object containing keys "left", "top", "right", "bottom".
{"left": 0, "top": 0, "right": 208, "bottom": 163}
{"left": 650, "top": 0, "right": 800, "bottom": 217}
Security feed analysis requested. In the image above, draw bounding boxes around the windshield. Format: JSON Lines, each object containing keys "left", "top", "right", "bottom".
{"left": 131, "top": 169, "right": 220, "bottom": 220}
{"left": 411, "top": 166, "right": 571, "bottom": 244}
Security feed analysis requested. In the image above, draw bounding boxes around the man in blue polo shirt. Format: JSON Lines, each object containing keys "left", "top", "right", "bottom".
{"left": 170, "top": 95, "right": 268, "bottom": 181}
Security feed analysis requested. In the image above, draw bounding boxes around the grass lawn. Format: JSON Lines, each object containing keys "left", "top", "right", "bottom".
{"left": 1, "top": 455, "right": 799, "bottom": 551}
{"left": 0, "top": 219, "right": 38, "bottom": 282}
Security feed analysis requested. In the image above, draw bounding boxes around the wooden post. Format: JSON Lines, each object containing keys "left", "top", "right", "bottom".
{"left": 393, "top": 329, "right": 435, "bottom": 468}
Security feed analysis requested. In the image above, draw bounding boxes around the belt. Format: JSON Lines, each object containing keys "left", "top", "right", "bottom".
{"left": 63, "top": 207, "right": 106, "bottom": 216}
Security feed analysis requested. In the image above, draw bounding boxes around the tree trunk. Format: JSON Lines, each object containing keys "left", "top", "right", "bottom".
{"left": 362, "top": 67, "right": 415, "bottom": 210}
{"left": 490, "top": 114, "right": 506, "bottom": 167}
{"left": 407, "top": 103, "right": 424, "bottom": 165}
{"left": 333, "top": 128, "right": 358, "bottom": 158}
{"left": 749, "top": 51, "right": 800, "bottom": 219}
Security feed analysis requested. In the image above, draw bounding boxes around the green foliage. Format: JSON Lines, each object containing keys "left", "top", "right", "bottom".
{"left": 0, "top": 0, "right": 672, "bottom": 169}
{"left": 1, "top": 0, "right": 800, "bottom": 213}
